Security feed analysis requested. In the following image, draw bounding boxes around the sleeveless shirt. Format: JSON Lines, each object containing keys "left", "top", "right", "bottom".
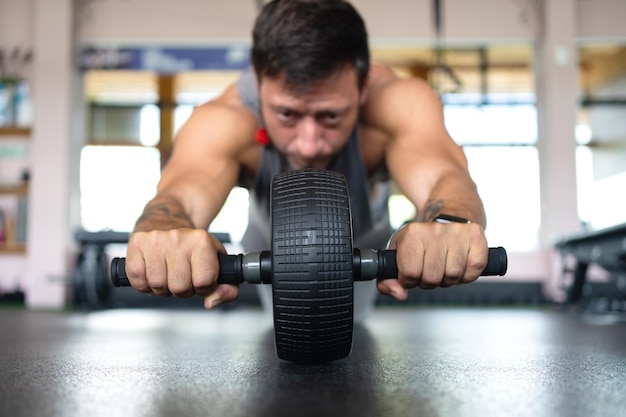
{"left": 235, "top": 69, "right": 393, "bottom": 252}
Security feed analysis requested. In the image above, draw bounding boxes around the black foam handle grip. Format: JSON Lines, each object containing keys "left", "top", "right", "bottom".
{"left": 377, "top": 246, "right": 508, "bottom": 279}
{"left": 484, "top": 247, "right": 508, "bottom": 276}
{"left": 110, "top": 253, "right": 244, "bottom": 287}
{"left": 110, "top": 257, "right": 129, "bottom": 287}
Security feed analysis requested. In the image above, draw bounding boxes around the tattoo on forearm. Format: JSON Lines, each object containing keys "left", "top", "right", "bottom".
{"left": 418, "top": 199, "right": 444, "bottom": 222}
{"left": 146, "top": 203, "right": 188, "bottom": 219}
{"left": 135, "top": 202, "right": 193, "bottom": 228}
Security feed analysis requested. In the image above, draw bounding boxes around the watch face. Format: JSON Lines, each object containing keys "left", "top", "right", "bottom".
{"left": 434, "top": 214, "right": 470, "bottom": 224}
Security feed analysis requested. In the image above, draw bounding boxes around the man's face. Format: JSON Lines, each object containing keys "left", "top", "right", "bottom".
{"left": 258, "top": 66, "right": 363, "bottom": 170}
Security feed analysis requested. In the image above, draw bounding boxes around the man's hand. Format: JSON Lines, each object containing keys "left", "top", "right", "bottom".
{"left": 125, "top": 228, "right": 239, "bottom": 309}
{"left": 377, "top": 222, "right": 489, "bottom": 301}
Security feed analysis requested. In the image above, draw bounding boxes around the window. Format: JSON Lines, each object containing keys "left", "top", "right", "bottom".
{"left": 577, "top": 44, "right": 626, "bottom": 230}
{"left": 80, "top": 70, "right": 248, "bottom": 241}
{"left": 80, "top": 145, "right": 160, "bottom": 232}
{"left": 445, "top": 99, "right": 540, "bottom": 250}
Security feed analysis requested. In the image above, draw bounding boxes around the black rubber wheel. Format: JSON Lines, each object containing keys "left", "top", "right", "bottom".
{"left": 271, "top": 169, "right": 354, "bottom": 363}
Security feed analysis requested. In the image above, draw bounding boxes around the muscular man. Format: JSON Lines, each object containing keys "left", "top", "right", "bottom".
{"left": 124, "top": 0, "right": 488, "bottom": 318}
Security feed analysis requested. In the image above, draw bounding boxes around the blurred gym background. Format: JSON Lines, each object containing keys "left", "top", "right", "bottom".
{"left": 1, "top": 0, "right": 625, "bottom": 314}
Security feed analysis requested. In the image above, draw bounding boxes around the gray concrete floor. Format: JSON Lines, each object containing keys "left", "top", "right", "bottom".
{"left": 1, "top": 306, "right": 624, "bottom": 417}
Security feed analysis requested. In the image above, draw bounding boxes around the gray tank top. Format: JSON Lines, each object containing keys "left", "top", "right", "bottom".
{"left": 236, "top": 69, "right": 393, "bottom": 251}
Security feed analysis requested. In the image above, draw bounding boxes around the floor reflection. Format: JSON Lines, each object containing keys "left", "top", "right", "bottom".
{"left": 244, "top": 324, "right": 386, "bottom": 417}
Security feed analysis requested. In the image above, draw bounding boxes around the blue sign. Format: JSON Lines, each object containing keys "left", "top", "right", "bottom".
{"left": 79, "top": 46, "right": 251, "bottom": 72}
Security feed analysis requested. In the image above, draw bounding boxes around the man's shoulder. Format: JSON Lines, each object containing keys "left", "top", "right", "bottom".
{"left": 363, "top": 67, "right": 441, "bottom": 130}
{"left": 176, "top": 85, "right": 261, "bottom": 159}
{"left": 194, "top": 86, "right": 259, "bottom": 133}
{"left": 366, "top": 65, "right": 435, "bottom": 104}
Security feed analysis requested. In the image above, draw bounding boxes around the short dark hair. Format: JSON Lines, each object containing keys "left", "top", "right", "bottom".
{"left": 251, "top": 0, "right": 370, "bottom": 93}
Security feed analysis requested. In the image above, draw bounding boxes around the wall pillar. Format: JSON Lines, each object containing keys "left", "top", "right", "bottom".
{"left": 26, "top": 0, "right": 77, "bottom": 308}
{"left": 535, "top": 0, "right": 581, "bottom": 299}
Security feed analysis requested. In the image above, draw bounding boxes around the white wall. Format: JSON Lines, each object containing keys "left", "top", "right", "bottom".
{"left": 77, "top": 0, "right": 258, "bottom": 45}
{"left": 1, "top": 0, "right": 626, "bottom": 307}
{"left": 27, "top": 0, "right": 77, "bottom": 308}
{"left": 77, "top": 0, "right": 538, "bottom": 45}
{"left": 535, "top": 0, "right": 581, "bottom": 300}
{"left": 77, "top": 0, "right": 626, "bottom": 46}
{"left": 0, "top": 0, "right": 34, "bottom": 48}
{"left": 578, "top": 0, "right": 626, "bottom": 40}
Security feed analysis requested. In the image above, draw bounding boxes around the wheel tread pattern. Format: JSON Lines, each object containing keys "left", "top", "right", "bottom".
{"left": 271, "top": 169, "right": 354, "bottom": 363}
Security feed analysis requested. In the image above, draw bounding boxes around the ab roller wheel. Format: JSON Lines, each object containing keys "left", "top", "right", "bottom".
{"left": 110, "top": 169, "right": 508, "bottom": 363}
{"left": 271, "top": 170, "right": 354, "bottom": 363}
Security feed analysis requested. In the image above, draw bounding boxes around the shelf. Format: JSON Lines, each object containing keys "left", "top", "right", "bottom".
{"left": 0, "top": 127, "right": 31, "bottom": 137}
{"left": 0, "top": 184, "right": 28, "bottom": 196}
{"left": 0, "top": 243, "right": 26, "bottom": 254}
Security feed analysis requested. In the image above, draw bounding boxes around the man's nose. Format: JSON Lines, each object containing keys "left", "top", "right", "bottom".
{"left": 295, "top": 117, "right": 321, "bottom": 157}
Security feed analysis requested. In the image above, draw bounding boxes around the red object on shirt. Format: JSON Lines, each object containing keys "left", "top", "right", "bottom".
{"left": 256, "top": 128, "right": 270, "bottom": 146}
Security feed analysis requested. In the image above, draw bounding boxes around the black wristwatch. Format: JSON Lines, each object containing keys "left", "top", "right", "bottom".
{"left": 433, "top": 214, "right": 471, "bottom": 224}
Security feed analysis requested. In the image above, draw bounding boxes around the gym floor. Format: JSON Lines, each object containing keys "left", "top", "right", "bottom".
{"left": 1, "top": 306, "right": 624, "bottom": 417}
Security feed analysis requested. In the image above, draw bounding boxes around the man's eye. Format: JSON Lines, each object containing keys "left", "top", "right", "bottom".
{"left": 278, "top": 111, "right": 294, "bottom": 121}
{"left": 322, "top": 112, "right": 340, "bottom": 124}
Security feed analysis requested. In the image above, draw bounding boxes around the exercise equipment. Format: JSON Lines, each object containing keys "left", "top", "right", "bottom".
{"left": 111, "top": 169, "right": 507, "bottom": 363}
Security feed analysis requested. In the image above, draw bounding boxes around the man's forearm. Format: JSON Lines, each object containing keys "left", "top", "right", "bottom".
{"left": 418, "top": 198, "right": 486, "bottom": 226}
{"left": 417, "top": 177, "right": 487, "bottom": 228}
{"left": 134, "top": 197, "right": 194, "bottom": 232}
